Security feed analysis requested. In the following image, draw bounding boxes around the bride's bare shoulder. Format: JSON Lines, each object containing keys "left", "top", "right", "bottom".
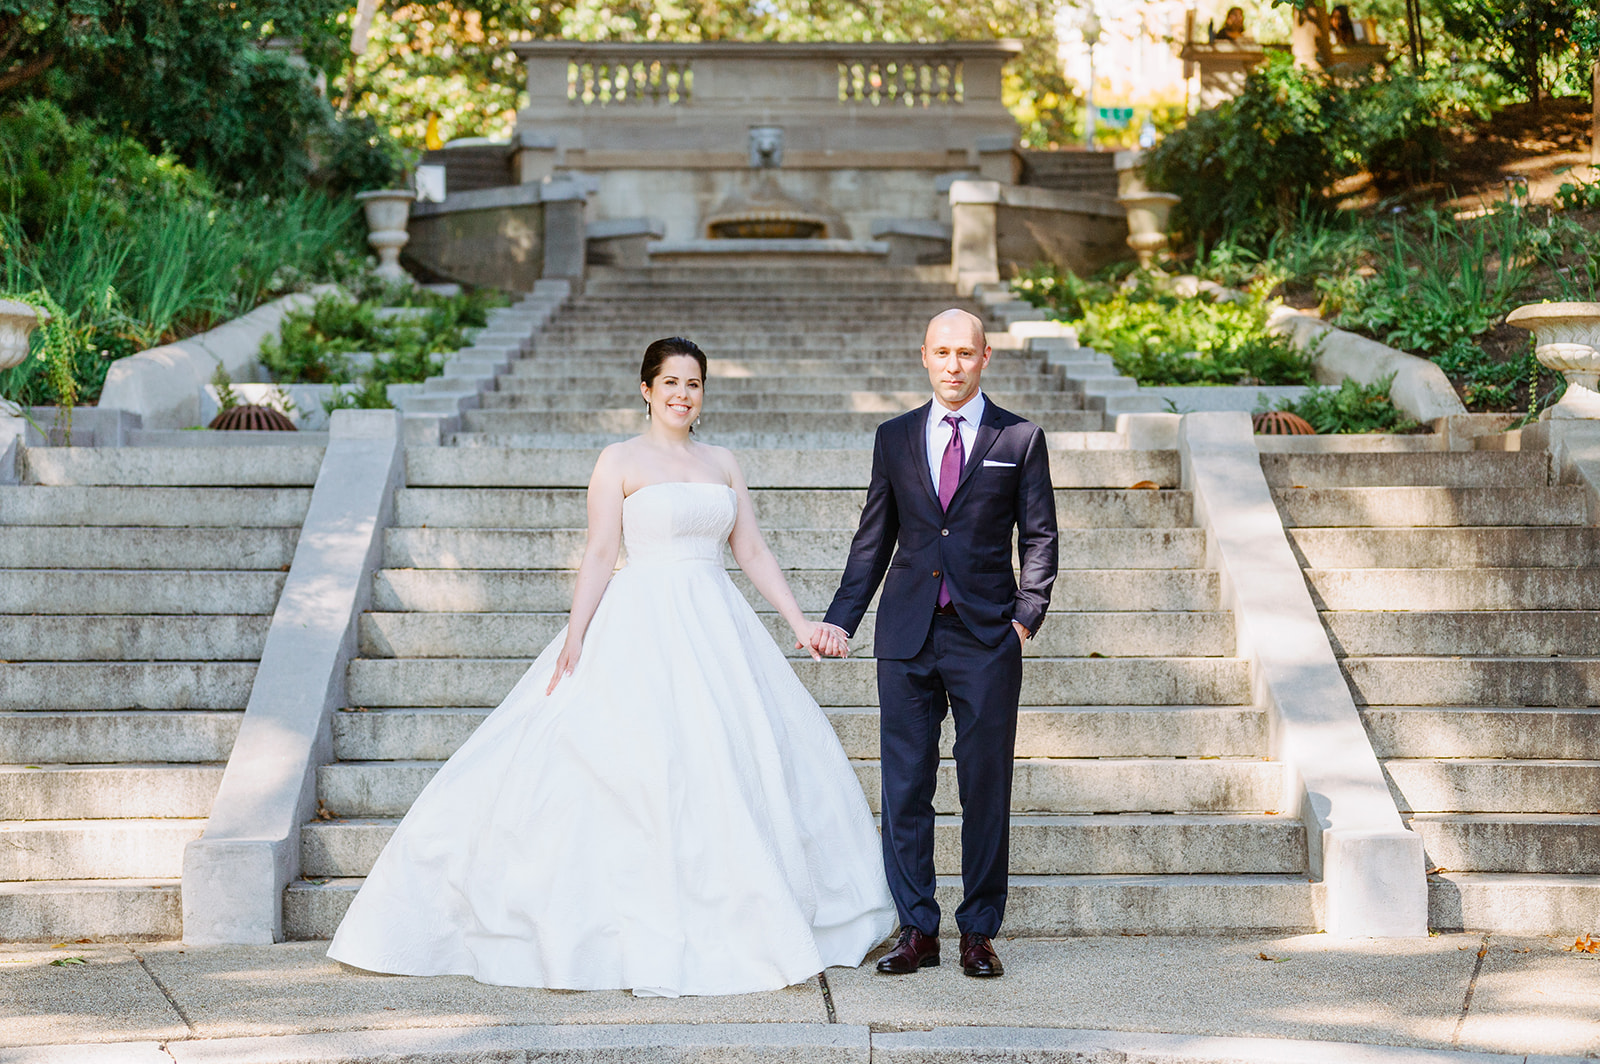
{"left": 696, "top": 442, "right": 743, "bottom": 486}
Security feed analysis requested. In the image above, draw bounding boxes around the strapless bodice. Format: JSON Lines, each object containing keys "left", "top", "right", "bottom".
{"left": 622, "top": 482, "right": 736, "bottom": 566}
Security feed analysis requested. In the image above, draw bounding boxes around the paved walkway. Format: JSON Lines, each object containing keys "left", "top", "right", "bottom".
{"left": 2, "top": 934, "right": 1597, "bottom": 1062}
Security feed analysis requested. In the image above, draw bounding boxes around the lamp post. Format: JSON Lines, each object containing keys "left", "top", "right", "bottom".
{"left": 1082, "top": 11, "right": 1102, "bottom": 151}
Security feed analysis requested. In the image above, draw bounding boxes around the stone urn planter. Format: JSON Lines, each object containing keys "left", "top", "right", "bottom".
{"left": 1506, "top": 302, "right": 1600, "bottom": 419}
{"left": 355, "top": 189, "right": 417, "bottom": 283}
{"left": 0, "top": 297, "right": 50, "bottom": 416}
{"left": 1119, "top": 192, "right": 1182, "bottom": 271}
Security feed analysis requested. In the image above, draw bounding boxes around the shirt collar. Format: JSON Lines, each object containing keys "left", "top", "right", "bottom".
{"left": 932, "top": 390, "right": 985, "bottom": 426}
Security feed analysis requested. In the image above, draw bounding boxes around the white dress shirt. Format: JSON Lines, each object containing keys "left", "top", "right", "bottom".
{"left": 927, "top": 390, "right": 986, "bottom": 494}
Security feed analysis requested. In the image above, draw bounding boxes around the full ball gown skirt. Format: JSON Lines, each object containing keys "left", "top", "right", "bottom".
{"left": 327, "top": 482, "right": 896, "bottom": 995}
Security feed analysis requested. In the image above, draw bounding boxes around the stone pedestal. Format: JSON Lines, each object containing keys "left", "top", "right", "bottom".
{"left": 355, "top": 189, "right": 417, "bottom": 283}
{"left": 1507, "top": 301, "right": 1600, "bottom": 420}
{"left": 540, "top": 179, "right": 589, "bottom": 282}
{"left": 0, "top": 298, "right": 48, "bottom": 418}
{"left": 949, "top": 179, "right": 1001, "bottom": 293}
{"left": 1119, "top": 192, "right": 1181, "bottom": 271}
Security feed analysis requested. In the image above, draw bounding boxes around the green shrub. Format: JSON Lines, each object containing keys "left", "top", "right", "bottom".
{"left": 1145, "top": 56, "right": 1488, "bottom": 246}
{"left": 1076, "top": 288, "right": 1314, "bottom": 387}
{"left": 1262, "top": 374, "right": 1420, "bottom": 434}
{"left": 261, "top": 287, "right": 510, "bottom": 391}
{"left": 0, "top": 100, "right": 366, "bottom": 406}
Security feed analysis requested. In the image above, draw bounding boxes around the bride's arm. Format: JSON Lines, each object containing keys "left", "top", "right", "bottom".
{"left": 721, "top": 451, "right": 825, "bottom": 661}
{"left": 547, "top": 448, "right": 626, "bottom": 693}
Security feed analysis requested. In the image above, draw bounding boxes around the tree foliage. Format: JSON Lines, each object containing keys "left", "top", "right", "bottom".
{"left": 1433, "top": 0, "right": 1599, "bottom": 102}
{"left": 1, "top": 0, "right": 398, "bottom": 191}
{"left": 339, "top": 0, "right": 1075, "bottom": 147}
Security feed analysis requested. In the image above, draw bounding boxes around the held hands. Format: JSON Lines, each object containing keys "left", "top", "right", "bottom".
{"left": 799, "top": 620, "right": 850, "bottom": 660}
{"left": 546, "top": 636, "right": 582, "bottom": 694}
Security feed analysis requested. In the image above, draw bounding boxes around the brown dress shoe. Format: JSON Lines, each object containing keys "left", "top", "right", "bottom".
{"left": 959, "top": 932, "right": 1004, "bottom": 977}
{"left": 875, "top": 926, "right": 940, "bottom": 974}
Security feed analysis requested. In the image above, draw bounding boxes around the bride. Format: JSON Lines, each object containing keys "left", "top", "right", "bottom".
{"left": 327, "top": 337, "right": 896, "bottom": 996}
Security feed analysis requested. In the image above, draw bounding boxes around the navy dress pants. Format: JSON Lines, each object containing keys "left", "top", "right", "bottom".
{"left": 876, "top": 613, "right": 1023, "bottom": 939}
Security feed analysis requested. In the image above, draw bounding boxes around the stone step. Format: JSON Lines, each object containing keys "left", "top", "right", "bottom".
{"left": 1362, "top": 706, "right": 1600, "bottom": 760}
{"left": 1408, "top": 813, "right": 1600, "bottom": 873}
{"left": 1325, "top": 611, "right": 1600, "bottom": 657}
{"left": 381, "top": 527, "right": 1208, "bottom": 569}
{"left": 0, "top": 880, "right": 180, "bottom": 942}
{"left": 0, "top": 663, "right": 256, "bottom": 711}
{"left": 507, "top": 358, "right": 1053, "bottom": 379}
{"left": 461, "top": 409, "right": 1108, "bottom": 435}
{"left": 446, "top": 429, "right": 1121, "bottom": 452}
{"left": 1, "top": 570, "right": 285, "bottom": 615}
{"left": 0, "top": 526, "right": 298, "bottom": 569}
{"left": 2, "top": 615, "right": 270, "bottom": 661}
{"left": 0, "top": 764, "right": 223, "bottom": 819}
{"left": 1427, "top": 872, "right": 1600, "bottom": 934}
{"left": 299, "top": 812, "right": 1305, "bottom": 879}
{"left": 0, "top": 711, "right": 241, "bottom": 763}
{"left": 1382, "top": 758, "right": 1600, "bottom": 813}
{"left": 344, "top": 656, "right": 1252, "bottom": 709}
{"left": 403, "top": 448, "right": 1181, "bottom": 490}
{"left": 1274, "top": 487, "right": 1587, "bottom": 528}
{"left": 1343, "top": 656, "right": 1600, "bottom": 707}
{"left": 1259, "top": 452, "right": 1552, "bottom": 489}
{"left": 533, "top": 329, "right": 946, "bottom": 345}
{"left": 1288, "top": 527, "right": 1600, "bottom": 569}
{"left": 371, "top": 567, "right": 1220, "bottom": 614}
{"left": 394, "top": 488, "right": 1192, "bottom": 530}
{"left": 331, "top": 704, "right": 1267, "bottom": 762}
{"left": 1306, "top": 569, "right": 1600, "bottom": 611}
{"left": 283, "top": 873, "right": 1319, "bottom": 940}
{"left": 317, "top": 756, "right": 1284, "bottom": 818}
{"left": 357, "top": 608, "right": 1235, "bottom": 661}
{"left": 19, "top": 446, "right": 324, "bottom": 487}
{"left": 0, "top": 819, "right": 200, "bottom": 880}
{"left": 494, "top": 372, "right": 1070, "bottom": 394}
{"left": 479, "top": 390, "right": 1089, "bottom": 413}
{"left": 0, "top": 487, "right": 313, "bottom": 527}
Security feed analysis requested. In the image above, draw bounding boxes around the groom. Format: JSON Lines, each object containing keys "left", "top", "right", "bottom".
{"left": 813, "top": 308, "right": 1058, "bottom": 978}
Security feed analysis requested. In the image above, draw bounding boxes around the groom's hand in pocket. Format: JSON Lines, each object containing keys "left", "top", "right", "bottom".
{"left": 1012, "top": 620, "right": 1030, "bottom": 647}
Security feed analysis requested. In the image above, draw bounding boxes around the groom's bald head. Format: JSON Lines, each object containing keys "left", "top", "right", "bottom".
{"left": 923, "top": 308, "right": 986, "bottom": 352}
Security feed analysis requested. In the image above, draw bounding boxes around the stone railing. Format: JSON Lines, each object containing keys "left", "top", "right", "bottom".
{"left": 510, "top": 40, "right": 1021, "bottom": 174}
{"left": 567, "top": 54, "right": 694, "bottom": 106}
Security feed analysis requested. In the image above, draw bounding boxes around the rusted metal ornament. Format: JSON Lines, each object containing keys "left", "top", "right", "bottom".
{"left": 1252, "top": 410, "right": 1316, "bottom": 435}
{"left": 209, "top": 405, "right": 297, "bottom": 431}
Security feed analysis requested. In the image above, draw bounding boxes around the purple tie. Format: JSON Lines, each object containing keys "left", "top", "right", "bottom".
{"left": 937, "top": 413, "right": 964, "bottom": 608}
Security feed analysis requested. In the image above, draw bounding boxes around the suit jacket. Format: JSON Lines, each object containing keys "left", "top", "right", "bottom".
{"left": 824, "top": 399, "right": 1059, "bottom": 660}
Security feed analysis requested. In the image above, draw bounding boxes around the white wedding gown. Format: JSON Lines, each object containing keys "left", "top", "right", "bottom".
{"left": 327, "top": 481, "right": 896, "bottom": 995}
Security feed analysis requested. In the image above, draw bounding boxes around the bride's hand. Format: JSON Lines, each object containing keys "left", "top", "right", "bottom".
{"left": 546, "top": 637, "right": 581, "bottom": 694}
{"left": 792, "top": 620, "right": 825, "bottom": 661}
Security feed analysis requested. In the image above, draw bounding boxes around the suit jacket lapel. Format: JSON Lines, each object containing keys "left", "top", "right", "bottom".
{"left": 952, "top": 403, "right": 1004, "bottom": 502}
{"left": 908, "top": 402, "right": 940, "bottom": 508}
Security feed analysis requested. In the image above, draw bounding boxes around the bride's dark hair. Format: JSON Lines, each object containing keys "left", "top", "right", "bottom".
{"left": 640, "top": 336, "right": 707, "bottom": 387}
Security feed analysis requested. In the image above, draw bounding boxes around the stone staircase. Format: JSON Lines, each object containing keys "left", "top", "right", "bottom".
{"left": 0, "top": 445, "right": 323, "bottom": 940}
{"left": 1265, "top": 450, "right": 1600, "bottom": 933}
{"left": 284, "top": 267, "right": 1317, "bottom": 938}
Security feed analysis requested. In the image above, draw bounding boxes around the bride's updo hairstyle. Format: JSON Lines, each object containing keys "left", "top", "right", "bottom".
{"left": 640, "top": 336, "right": 707, "bottom": 388}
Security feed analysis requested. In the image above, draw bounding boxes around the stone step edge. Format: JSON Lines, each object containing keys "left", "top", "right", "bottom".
{"left": 13, "top": 1023, "right": 1555, "bottom": 1064}
{"left": 302, "top": 811, "right": 1302, "bottom": 828}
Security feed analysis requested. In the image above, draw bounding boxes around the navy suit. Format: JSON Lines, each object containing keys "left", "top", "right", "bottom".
{"left": 825, "top": 398, "right": 1058, "bottom": 938}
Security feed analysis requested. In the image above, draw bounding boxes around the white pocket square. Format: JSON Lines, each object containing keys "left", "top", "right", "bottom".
{"left": 982, "top": 459, "right": 1016, "bottom": 467}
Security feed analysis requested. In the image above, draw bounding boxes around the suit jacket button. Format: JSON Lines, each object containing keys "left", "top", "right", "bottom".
{"left": 932, "top": 570, "right": 940, "bottom": 577}
{"left": 941, "top": 528, "right": 949, "bottom": 536}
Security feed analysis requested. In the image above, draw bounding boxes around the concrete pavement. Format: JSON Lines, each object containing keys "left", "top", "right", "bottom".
{"left": 3, "top": 933, "right": 1597, "bottom": 1061}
